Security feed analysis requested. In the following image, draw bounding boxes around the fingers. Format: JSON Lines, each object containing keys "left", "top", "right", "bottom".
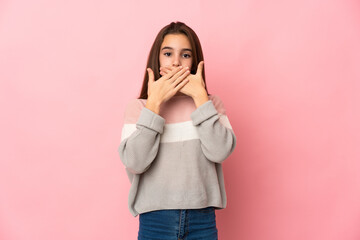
{"left": 160, "top": 66, "right": 175, "bottom": 72}
{"left": 169, "top": 67, "right": 190, "bottom": 82}
{"left": 162, "top": 66, "right": 183, "bottom": 80}
{"left": 196, "top": 61, "right": 204, "bottom": 76}
{"left": 147, "top": 68, "right": 154, "bottom": 83}
{"left": 161, "top": 61, "right": 203, "bottom": 77}
{"left": 173, "top": 78, "right": 189, "bottom": 92}
{"left": 171, "top": 68, "right": 190, "bottom": 87}
{"left": 159, "top": 66, "right": 173, "bottom": 76}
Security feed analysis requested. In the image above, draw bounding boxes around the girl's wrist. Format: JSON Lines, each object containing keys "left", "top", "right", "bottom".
{"left": 146, "top": 97, "right": 162, "bottom": 114}
{"left": 192, "top": 90, "right": 209, "bottom": 108}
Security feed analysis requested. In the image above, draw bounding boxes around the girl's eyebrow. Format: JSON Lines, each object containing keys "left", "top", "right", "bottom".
{"left": 161, "top": 46, "right": 192, "bottom": 52}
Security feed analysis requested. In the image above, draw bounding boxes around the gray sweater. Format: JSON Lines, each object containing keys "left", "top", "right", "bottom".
{"left": 118, "top": 94, "right": 236, "bottom": 217}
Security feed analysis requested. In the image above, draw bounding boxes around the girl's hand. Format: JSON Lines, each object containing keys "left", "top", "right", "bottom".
{"left": 146, "top": 66, "right": 190, "bottom": 113}
{"left": 160, "top": 61, "right": 206, "bottom": 98}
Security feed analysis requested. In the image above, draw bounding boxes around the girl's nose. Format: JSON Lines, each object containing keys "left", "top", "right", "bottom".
{"left": 172, "top": 55, "right": 180, "bottom": 67}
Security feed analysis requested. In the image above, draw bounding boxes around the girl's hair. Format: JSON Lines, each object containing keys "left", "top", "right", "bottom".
{"left": 138, "top": 21, "right": 209, "bottom": 99}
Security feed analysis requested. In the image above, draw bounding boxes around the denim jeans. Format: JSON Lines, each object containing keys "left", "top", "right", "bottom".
{"left": 138, "top": 207, "right": 218, "bottom": 240}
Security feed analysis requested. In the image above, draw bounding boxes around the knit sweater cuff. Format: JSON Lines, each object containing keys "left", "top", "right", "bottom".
{"left": 137, "top": 107, "right": 165, "bottom": 134}
{"left": 191, "top": 100, "right": 218, "bottom": 125}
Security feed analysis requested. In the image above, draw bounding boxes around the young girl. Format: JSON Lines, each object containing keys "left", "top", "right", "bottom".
{"left": 118, "top": 21, "right": 236, "bottom": 240}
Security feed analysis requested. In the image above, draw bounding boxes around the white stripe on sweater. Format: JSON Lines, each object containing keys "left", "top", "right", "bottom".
{"left": 121, "top": 115, "right": 232, "bottom": 143}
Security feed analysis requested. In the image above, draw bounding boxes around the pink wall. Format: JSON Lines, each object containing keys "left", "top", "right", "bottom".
{"left": 1, "top": 0, "right": 360, "bottom": 239}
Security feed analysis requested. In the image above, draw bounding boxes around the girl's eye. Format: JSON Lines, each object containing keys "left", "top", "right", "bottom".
{"left": 164, "top": 52, "right": 171, "bottom": 56}
{"left": 183, "top": 53, "right": 191, "bottom": 58}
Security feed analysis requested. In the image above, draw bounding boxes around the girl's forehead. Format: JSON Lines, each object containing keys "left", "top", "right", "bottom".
{"left": 161, "top": 34, "right": 192, "bottom": 49}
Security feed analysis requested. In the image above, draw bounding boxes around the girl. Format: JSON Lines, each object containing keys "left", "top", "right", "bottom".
{"left": 118, "top": 21, "right": 236, "bottom": 240}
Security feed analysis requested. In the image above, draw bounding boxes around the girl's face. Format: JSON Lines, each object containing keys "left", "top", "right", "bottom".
{"left": 159, "top": 33, "right": 193, "bottom": 71}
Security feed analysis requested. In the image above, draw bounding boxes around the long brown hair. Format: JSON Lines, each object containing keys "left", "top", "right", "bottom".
{"left": 138, "top": 21, "right": 209, "bottom": 99}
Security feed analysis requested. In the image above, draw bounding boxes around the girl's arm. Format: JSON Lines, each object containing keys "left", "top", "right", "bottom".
{"left": 118, "top": 99, "right": 165, "bottom": 174}
{"left": 191, "top": 95, "right": 237, "bottom": 163}
{"left": 119, "top": 66, "right": 190, "bottom": 174}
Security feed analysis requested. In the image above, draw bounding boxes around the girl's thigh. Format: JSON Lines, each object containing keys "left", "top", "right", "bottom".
{"left": 138, "top": 207, "right": 218, "bottom": 240}
{"left": 138, "top": 209, "right": 180, "bottom": 240}
{"left": 186, "top": 207, "right": 218, "bottom": 240}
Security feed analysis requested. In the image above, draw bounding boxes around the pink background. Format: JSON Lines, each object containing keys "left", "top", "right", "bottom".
{"left": 1, "top": 0, "right": 360, "bottom": 239}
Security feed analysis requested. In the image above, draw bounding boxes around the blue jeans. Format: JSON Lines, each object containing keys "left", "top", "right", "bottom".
{"left": 138, "top": 207, "right": 218, "bottom": 240}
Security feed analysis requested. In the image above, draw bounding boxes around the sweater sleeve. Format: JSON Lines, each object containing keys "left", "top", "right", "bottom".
{"left": 118, "top": 99, "right": 165, "bottom": 174}
{"left": 190, "top": 95, "right": 236, "bottom": 163}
